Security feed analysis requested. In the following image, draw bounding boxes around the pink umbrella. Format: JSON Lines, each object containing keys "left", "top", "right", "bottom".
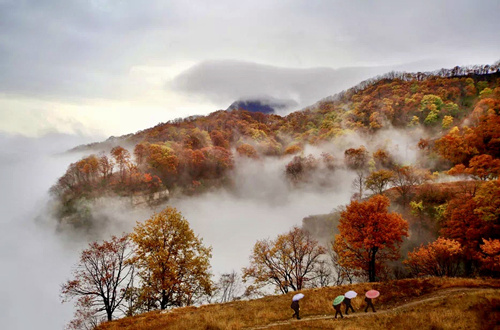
{"left": 365, "top": 290, "right": 380, "bottom": 299}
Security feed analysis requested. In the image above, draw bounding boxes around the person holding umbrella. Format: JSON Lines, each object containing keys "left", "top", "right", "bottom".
{"left": 364, "top": 290, "right": 379, "bottom": 312}
{"left": 343, "top": 290, "right": 357, "bottom": 315}
{"left": 332, "top": 295, "right": 345, "bottom": 319}
{"left": 291, "top": 293, "right": 304, "bottom": 320}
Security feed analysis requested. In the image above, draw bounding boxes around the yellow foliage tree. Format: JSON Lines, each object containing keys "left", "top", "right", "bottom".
{"left": 130, "top": 207, "right": 212, "bottom": 310}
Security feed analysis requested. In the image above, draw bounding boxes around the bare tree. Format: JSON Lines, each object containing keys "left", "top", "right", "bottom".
{"left": 351, "top": 170, "right": 367, "bottom": 200}
{"left": 309, "top": 259, "right": 333, "bottom": 288}
{"left": 215, "top": 271, "right": 243, "bottom": 303}
{"left": 391, "top": 166, "right": 430, "bottom": 204}
{"left": 61, "top": 234, "right": 134, "bottom": 326}
{"left": 243, "top": 226, "right": 326, "bottom": 294}
{"left": 329, "top": 246, "right": 355, "bottom": 286}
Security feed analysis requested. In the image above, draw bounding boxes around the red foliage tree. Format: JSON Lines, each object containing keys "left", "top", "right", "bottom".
{"left": 441, "top": 182, "right": 500, "bottom": 274}
{"left": 333, "top": 195, "right": 408, "bottom": 282}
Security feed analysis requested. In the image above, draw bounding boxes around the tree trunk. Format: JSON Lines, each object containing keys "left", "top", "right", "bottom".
{"left": 369, "top": 247, "right": 378, "bottom": 282}
{"left": 160, "top": 290, "right": 167, "bottom": 310}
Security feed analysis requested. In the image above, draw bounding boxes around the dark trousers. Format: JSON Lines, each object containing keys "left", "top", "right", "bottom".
{"left": 345, "top": 303, "right": 355, "bottom": 314}
{"left": 334, "top": 305, "right": 343, "bottom": 319}
{"left": 291, "top": 301, "right": 300, "bottom": 319}
{"left": 364, "top": 300, "right": 376, "bottom": 312}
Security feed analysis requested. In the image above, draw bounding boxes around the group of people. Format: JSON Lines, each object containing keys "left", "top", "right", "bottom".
{"left": 291, "top": 290, "right": 378, "bottom": 320}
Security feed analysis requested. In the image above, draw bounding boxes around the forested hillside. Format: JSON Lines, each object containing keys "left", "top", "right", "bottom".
{"left": 57, "top": 62, "right": 500, "bottom": 329}
{"left": 51, "top": 62, "right": 500, "bottom": 230}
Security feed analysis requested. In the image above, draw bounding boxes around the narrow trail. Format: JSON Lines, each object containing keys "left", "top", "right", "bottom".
{"left": 245, "top": 287, "right": 496, "bottom": 330}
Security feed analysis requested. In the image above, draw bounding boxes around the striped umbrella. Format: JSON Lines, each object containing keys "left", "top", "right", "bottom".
{"left": 333, "top": 295, "right": 345, "bottom": 306}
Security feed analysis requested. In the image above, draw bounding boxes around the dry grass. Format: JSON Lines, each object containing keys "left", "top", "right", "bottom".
{"left": 97, "top": 277, "right": 500, "bottom": 330}
{"left": 281, "top": 289, "right": 500, "bottom": 329}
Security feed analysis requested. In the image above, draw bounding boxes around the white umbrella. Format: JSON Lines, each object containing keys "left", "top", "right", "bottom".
{"left": 292, "top": 293, "right": 305, "bottom": 301}
{"left": 345, "top": 290, "right": 357, "bottom": 299}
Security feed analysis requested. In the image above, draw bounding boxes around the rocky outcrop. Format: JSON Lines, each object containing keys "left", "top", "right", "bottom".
{"left": 131, "top": 189, "right": 169, "bottom": 206}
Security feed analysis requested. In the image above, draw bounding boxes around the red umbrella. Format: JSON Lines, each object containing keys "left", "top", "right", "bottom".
{"left": 365, "top": 290, "right": 380, "bottom": 299}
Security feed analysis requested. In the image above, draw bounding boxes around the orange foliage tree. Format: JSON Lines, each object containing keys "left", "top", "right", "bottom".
{"left": 333, "top": 195, "right": 408, "bottom": 282}
{"left": 236, "top": 143, "right": 259, "bottom": 159}
{"left": 464, "top": 154, "right": 500, "bottom": 181}
{"left": 200, "top": 146, "right": 234, "bottom": 178}
{"left": 243, "top": 226, "right": 326, "bottom": 294}
{"left": 373, "top": 148, "right": 395, "bottom": 170}
{"left": 404, "top": 237, "right": 463, "bottom": 277}
{"left": 479, "top": 238, "right": 500, "bottom": 273}
{"left": 474, "top": 179, "right": 500, "bottom": 223}
{"left": 130, "top": 207, "right": 212, "bottom": 310}
{"left": 144, "top": 144, "right": 179, "bottom": 183}
{"left": 61, "top": 234, "right": 134, "bottom": 325}
{"left": 111, "top": 146, "right": 131, "bottom": 184}
{"left": 435, "top": 109, "right": 500, "bottom": 166}
{"left": 441, "top": 180, "right": 500, "bottom": 274}
{"left": 344, "top": 146, "right": 369, "bottom": 170}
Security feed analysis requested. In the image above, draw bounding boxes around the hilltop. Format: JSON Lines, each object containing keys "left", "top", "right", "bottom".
{"left": 96, "top": 277, "right": 500, "bottom": 330}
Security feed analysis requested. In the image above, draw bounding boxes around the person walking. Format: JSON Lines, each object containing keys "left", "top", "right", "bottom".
{"left": 364, "top": 296, "right": 376, "bottom": 312}
{"left": 364, "top": 290, "right": 379, "bottom": 313}
{"left": 333, "top": 303, "right": 344, "bottom": 319}
{"left": 291, "top": 300, "right": 301, "bottom": 320}
{"left": 344, "top": 297, "right": 355, "bottom": 315}
{"left": 333, "top": 295, "right": 345, "bottom": 319}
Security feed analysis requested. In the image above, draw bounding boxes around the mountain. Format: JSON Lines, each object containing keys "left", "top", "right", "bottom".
{"left": 56, "top": 62, "right": 500, "bottom": 329}
{"left": 51, "top": 61, "right": 500, "bottom": 230}
{"left": 226, "top": 98, "right": 297, "bottom": 114}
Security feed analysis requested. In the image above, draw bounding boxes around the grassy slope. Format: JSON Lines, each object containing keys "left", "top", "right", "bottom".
{"left": 97, "top": 277, "right": 500, "bottom": 330}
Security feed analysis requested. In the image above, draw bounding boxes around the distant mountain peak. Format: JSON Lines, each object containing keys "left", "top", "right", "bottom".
{"left": 227, "top": 97, "right": 297, "bottom": 114}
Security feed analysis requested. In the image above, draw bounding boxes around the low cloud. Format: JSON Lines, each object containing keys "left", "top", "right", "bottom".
{"left": 51, "top": 126, "right": 430, "bottom": 277}
{"left": 0, "top": 132, "right": 100, "bottom": 329}
{"left": 171, "top": 60, "right": 391, "bottom": 112}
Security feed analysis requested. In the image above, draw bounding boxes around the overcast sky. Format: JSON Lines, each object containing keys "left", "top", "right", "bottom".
{"left": 0, "top": 0, "right": 499, "bottom": 137}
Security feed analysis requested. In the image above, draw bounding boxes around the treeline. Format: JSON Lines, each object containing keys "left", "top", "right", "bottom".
{"left": 325, "top": 60, "right": 500, "bottom": 103}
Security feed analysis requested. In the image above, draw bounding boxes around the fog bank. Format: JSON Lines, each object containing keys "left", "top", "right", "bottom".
{"left": 0, "top": 133, "right": 101, "bottom": 329}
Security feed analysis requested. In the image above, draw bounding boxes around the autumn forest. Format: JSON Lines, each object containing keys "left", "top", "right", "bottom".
{"left": 56, "top": 62, "right": 500, "bottom": 328}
